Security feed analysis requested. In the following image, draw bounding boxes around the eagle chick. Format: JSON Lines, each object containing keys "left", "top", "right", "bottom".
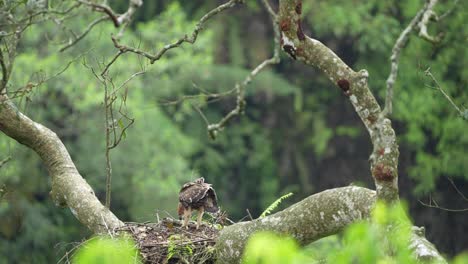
{"left": 178, "top": 177, "right": 219, "bottom": 229}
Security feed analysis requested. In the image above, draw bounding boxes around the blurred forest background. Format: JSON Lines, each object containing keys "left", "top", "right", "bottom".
{"left": 0, "top": 0, "right": 467, "bottom": 262}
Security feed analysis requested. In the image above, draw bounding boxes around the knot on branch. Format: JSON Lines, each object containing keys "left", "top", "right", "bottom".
{"left": 372, "top": 163, "right": 395, "bottom": 182}
{"left": 295, "top": 2, "right": 302, "bottom": 14}
{"left": 337, "top": 79, "right": 351, "bottom": 96}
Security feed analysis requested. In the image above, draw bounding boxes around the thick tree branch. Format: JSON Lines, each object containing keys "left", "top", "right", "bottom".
{"left": 278, "top": 0, "right": 399, "bottom": 202}
{"left": 410, "top": 226, "right": 447, "bottom": 263}
{"left": 215, "top": 187, "right": 446, "bottom": 263}
{"left": 0, "top": 95, "right": 123, "bottom": 232}
{"left": 216, "top": 186, "right": 375, "bottom": 263}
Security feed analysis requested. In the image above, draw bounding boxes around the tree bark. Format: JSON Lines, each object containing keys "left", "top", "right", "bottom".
{"left": 0, "top": 95, "right": 123, "bottom": 233}
{"left": 278, "top": 0, "right": 399, "bottom": 203}
{"left": 215, "top": 186, "right": 446, "bottom": 263}
{"left": 215, "top": 186, "right": 375, "bottom": 263}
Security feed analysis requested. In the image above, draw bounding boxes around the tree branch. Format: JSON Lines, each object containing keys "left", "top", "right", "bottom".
{"left": 206, "top": 0, "right": 281, "bottom": 139}
{"left": 417, "top": 0, "right": 442, "bottom": 43}
{"left": 0, "top": 156, "right": 11, "bottom": 168}
{"left": 215, "top": 186, "right": 446, "bottom": 263}
{"left": 278, "top": 0, "right": 399, "bottom": 202}
{"left": 216, "top": 186, "right": 375, "bottom": 263}
{"left": 110, "top": 0, "right": 242, "bottom": 64}
{"left": 424, "top": 68, "right": 466, "bottom": 120}
{"left": 0, "top": 94, "right": 123, "bottom": 232}
{"left": 383, "top": 1, "right": 429, "bottom": 116}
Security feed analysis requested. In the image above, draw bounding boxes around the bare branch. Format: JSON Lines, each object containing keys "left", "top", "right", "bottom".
{"left": 446, "top": 176, "right": 468, "bottom": 202}
{"left": 383, "top": 2, "right": 428, "bottom": 116}
{"left": 158, "top": 86, "right": 237, "bottom": 106}
{"left": 418, "top": 199, "right": 468, "bottom": 212}
{"left": 261, "top": 0, "right": 277, "bottom": 20}
{"left": 77, "top": 0, "right": 121, "bottom": 27}
{"left": 0, "top": 47, "right": 8, "bottom": 91}
{"left": 0, "top": 156, "right": 11, "bottom": 168}
{"left": 206, "top": 0, "right": 280, "bottom": 139}
{"left": 439, "top": 0, "right": 460, "bottom": 20}
{"left": 7, "top": 51, "right": 89, "bottom": 100}
{"left": 424, "top": 68, "right": 466, "bottom": 119}
{"left": 418, "top": 0, "right": 443, "bottom": 43}
{"left": 110, "top": 0, "right": 242, "bottom": 64}
{"left": 59, "top": 16, "right": 109, "bottom": 52}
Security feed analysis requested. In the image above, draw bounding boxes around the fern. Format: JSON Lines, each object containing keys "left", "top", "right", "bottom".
{"left": 259, "top": 192, "right": 294, "bottom": 218}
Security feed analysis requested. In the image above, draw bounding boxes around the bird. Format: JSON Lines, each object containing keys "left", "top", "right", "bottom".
{"left": 178, "top": 177, "right": 219, "bottom": 229}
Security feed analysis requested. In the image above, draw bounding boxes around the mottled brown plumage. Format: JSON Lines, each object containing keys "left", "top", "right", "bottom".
{"left": 178, "top": 177, "right": 219, "bottom": 229}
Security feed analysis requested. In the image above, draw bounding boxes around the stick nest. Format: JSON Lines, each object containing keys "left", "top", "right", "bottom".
{"left": 116, "top": 218, "right": 220, "bottom": 263}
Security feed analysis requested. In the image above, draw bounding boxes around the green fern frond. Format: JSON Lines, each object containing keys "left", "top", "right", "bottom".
{"left": 259, "top": 192, "right": 293, "bottom": 218}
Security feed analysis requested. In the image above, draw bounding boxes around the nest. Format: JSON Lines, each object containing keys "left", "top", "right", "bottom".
{"left": 116, "top": 218, "right": 221, "bottom": 263}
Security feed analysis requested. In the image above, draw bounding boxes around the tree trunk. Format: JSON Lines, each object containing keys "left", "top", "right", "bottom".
{"left": 0, "top": 95, "right": 123, "bottom": 233}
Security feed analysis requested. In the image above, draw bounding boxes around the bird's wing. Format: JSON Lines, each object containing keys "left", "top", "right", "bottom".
{"left": 179, "top": 183, "right": 209, "bottom": 205}
{"left": 203, "top": 187, "right": 219, "bottom": 213}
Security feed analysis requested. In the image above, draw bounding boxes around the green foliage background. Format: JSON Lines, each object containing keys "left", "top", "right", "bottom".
{"left": 0, "top": 0, "right": 466, "bottom": 262}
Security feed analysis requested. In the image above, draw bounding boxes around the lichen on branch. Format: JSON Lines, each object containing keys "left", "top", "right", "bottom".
{"left": 278, "top": 0, "right": 400, "bottom": 203}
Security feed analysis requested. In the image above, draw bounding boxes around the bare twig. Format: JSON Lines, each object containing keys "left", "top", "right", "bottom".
{"left": 206, "top": 0, "right": 280, "bottom": 139}
{"left": 7, "top": 51, "right": 89, "bottom": 100}
{"left": 383, "top": 0, "right": 432, "bottom": 116}
{"left": 158, "top": 87, "right": 237, "bottom": 106}
{"left": 446, "top": 176, "right": 468, "bottom": 202}
{"left": 60, "top": 16, "right": 109, "bottom": 52}
{"left": 261, "top": 0, "right": 277, "bottom": 19}
{"left": 77, "top": 0, "right": 121, "bottom": 27}
{"left": 192, "top": 104, "right": 210, "bottom": 127}
{"left": 0, "top": 48, "right": 8, "bottom": 91}
{"left": 246, "top": 209, "right": 253, "bottom": 221}
{"left": 439, "top": 0, "right": 460, "bottom": 20}
{"left": 110, "top": 0, "right": 242, "bottom": 64}
{"left": 418, "top": 0, "right": 443, "bottom": 43}
{"left": 424, "top": 68, "right": 465, "bottom": 119}
{"left": 0, "top": 156, "right": 11, "bottom": 168}
{"left": 418, "top": 198, "right": 468, "bottom": 212}
{"left": 103, "top": 80, "right": 113, "bottom": 208}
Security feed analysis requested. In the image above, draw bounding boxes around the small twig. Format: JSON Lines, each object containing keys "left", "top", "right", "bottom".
{"left": 261, "top": 0, "right": 277, "bottom": 20}
{"left": 383, "top": 1, "right": 430, "bottom": 116}
{"left": 101, "top": 213, "right": 114, "bottom": 237}
{"left": 77, "top": 0, "right": 121, "bottom": 27}
{"left": 110, "top": 0, "right": 241, "bottom": 64}
{"left": 446, "top": 176, "right": 468, "bottom": 202}
{"left": 418, "top": 199, "right": 468, "bottom": 212}
{"left": 158, "top": 87, "right": 237, "bottom": 106}
{"left": 439, "top": 0, "right": 460, "bottom": 20}
{"left": 7, "top": 51, "right": 89, "bottom": 99}
{"left": 0, "top": 156, "right": 11, "bottom": 168}
{"left": 142, "top": 238, "right": 213, "bottom": 247}
{"left": 424, "top": 68, "right": 465, "bottom": 119}
{"left": 60, "top": 16, "right": 109, "bottom": 52}
{"left": 246, "top": 209, "right": 253, "bottom": 221}
{"left": 417, "top": 0, "right": 442, "bottom": 43}
{"left": 206, "top": 0, "right": 280, "bottom": 139}
{"left": 192, "top": 104, "right": 210, "bottom": 127}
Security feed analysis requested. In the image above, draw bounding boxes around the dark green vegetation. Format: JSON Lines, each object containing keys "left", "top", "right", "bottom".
{"left": 0, "top": 0, "right": 466, "bottom": 263}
